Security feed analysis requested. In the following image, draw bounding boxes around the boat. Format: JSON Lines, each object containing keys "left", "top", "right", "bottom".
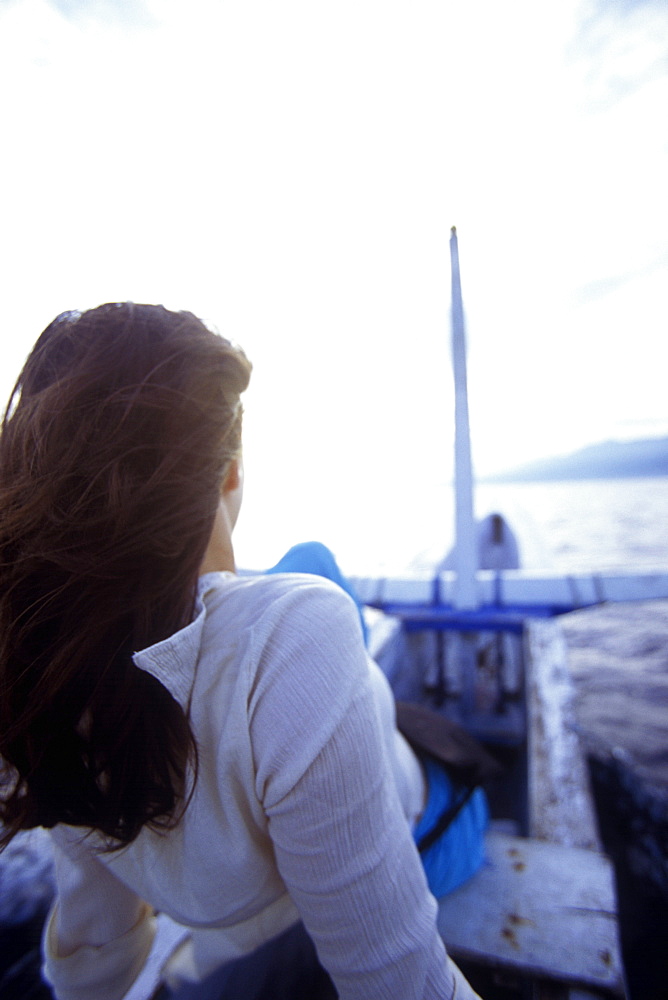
{"left": 341, "top": 229, "right": 665, "bottom": 998}
{"left": 352, "top": 545, "right": 630, "bottom": 999}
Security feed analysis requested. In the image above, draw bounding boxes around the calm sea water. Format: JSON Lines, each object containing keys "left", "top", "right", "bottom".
{"left": 474, "top": 476, "right": 668, "bottom": 574}
{"left": 238, "top": 476, "right": 668, "bottom": 577}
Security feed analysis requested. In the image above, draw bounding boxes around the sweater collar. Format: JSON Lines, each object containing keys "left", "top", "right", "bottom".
{"left": 131, "top": 573, "right": 231, "bottom": 710}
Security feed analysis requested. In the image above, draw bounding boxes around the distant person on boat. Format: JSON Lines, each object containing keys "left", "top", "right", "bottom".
{"left": 0, "top": 304, "right": 485, "bottom": 1000}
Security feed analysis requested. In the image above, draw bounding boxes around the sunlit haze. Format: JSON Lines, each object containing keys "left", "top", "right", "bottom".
{"left": 1, "top": 0, "right": 666, "bottom": 567}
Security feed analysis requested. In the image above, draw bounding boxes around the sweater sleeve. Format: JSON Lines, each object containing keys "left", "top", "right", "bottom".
{"left": 42, "top": 826, "right": 157, "bottom": 1000}
{"left": 248, "top": 581, "right": 482, "bottom": 1000}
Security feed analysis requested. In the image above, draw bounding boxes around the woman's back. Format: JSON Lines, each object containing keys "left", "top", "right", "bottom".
{"left": 49, "top": 571, "right": 436, "bottom": 989}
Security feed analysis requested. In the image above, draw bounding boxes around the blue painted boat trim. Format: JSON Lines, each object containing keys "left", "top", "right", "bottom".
{"left": 366, "top": 600, "right": 591, "bottom": 633}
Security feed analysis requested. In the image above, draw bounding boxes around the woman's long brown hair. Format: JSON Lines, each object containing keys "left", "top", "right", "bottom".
{"left": 0, "top": 303, "right": 251, "bottom": 848}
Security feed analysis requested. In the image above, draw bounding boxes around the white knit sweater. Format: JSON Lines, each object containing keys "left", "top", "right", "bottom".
{"left": 43, "top": 572, "right": 481, "bottom": 1000}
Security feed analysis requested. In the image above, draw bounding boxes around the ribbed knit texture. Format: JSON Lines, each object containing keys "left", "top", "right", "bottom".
{"left": 43, "top": 572, "right": 481, "bottom": 1000}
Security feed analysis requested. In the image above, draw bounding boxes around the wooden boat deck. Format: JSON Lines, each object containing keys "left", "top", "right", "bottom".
{"left": 370, "top": 614, "right": 628, "bottom": 998}
{"left": 437, "top": 831, "right": 624, "bottom": 996}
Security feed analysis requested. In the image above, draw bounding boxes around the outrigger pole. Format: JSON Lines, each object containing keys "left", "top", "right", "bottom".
{"left": 450, "top": 227, "right": 478, "bottom": 610}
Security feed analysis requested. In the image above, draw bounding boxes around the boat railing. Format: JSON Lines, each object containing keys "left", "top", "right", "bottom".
{"left": 351, "top": 567, "right": 668, "bottom": 632}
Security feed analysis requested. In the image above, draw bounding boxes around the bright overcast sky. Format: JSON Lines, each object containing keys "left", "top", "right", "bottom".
{"left": 0, "top": 0, "right": 666, "bottom": 564}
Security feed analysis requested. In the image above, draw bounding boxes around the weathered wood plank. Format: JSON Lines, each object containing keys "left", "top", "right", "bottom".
{"left": 437, "top": 832, "right": 625, "bottom": 996}
{"left": 524, "top": 620, "right": 600, "bottom": 850}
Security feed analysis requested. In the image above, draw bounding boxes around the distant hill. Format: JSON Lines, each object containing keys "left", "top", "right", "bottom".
{"left": 482, "top": 437, "right": 668, "bottom": 483}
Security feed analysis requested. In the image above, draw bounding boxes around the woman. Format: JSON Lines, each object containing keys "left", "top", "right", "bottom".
{"left": 0, "top": 304, "right": 483, "bottom": 1000}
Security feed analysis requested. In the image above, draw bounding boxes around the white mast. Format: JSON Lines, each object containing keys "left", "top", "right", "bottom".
{"left": 450, "top": 227, "right": 478, "bottom": 609}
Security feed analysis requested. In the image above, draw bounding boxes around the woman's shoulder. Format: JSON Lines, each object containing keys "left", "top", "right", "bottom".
{"left": 190, "top": 572, "right": 371, "bottom": 790}
{"left": 198, "top": 570, "right": 360, "bottom": 634}
{"left": 198, "top": 570, "right": 368, "bottom": 705}
{"left": 135, "top": 573, "right": 364, "bottom": 712}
